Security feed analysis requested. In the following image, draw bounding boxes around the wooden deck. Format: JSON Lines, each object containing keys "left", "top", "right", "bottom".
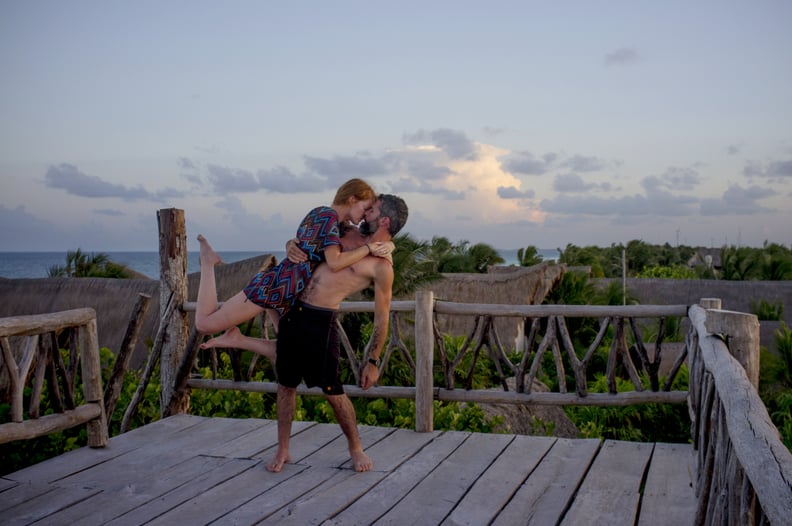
{"left": 1, "top": 414, "right": 696, "bottom": 525}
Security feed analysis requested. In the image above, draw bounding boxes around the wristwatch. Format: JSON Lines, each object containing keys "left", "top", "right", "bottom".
{"left": 367, "top": 357, "right": 381, "bottom": 367}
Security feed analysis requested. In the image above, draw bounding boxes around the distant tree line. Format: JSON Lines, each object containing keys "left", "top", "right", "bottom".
{"left": 49, "top": 239, "right": 792, "bottom": 283}
{"left": 556, "top": 240, "right": 792, "bottom": 281}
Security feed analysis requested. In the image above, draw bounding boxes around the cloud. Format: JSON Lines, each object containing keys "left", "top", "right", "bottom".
{"left": 44, "top": 164, "right": 152, "bottom": 201}
{"left": 206, "top": 164, "right": 327, "bottom": 195}
{"left": 178, "top": 157, "right": 199, "bottom": 171}
{"left": 562, "top": 155, "right": 607, "bottom": 172}
{"left": 178, "top": 157, "right": 203, "bottom": 186}
{"left": 402, "top": 128, "right": 478, "bottom": 160}
{"left": 257, "top": 166, "right": 326, "bottom": 193}
{"left": 768, "top": 160, "right": 792, "bottom": 177}
{"left": 742, "top": 159, "right": 792, "bottom": 181}
{"left": 604, "top": 47, "right": 639, "bottom": 66}
{"left": 642, "top": 167, "right": 701, "bottom": 192}
{"left": 206, "top": 164, "right": 261, "bottom": 194}
{"left": 155, "top": 187, "right": 186, "bottom": 200}
{"left": 726, "top": 145, "right": 739, "bottom": 155}
{"left": 500, "top": 151, "right": 557, "bottom": 175}
{"left": 303, "top": 154, "right": 390, "bottom": 182}
{"left": 542, "top": 190, "right": 698, "bottom": 217}
{"left": 180, "top": 172, "right": 203, "bottom": 186}
{"left": 553, "top": 173, "right": 612, "bottom": 193}
{"left": 700, "top": 184, "right": 774, "bottom": 215}
{"left": 389, "top": 176, "right": 465, "bottom": 199}
{"left": 405, "top": 160, "right": 454, "bottom": 181}
{"left": 497, "top": 186, "right": 535, "bottom": 199}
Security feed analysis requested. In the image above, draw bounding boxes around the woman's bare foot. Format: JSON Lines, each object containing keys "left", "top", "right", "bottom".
{"left": 350, "top": 449, "right": 373, "bottom": 472}
{"left": 266, "top": 451, "right": 291, "bottom": 473}
{"left": 198, "top": 234, "right": 223, "bottom": 266}
{"left": 200, "top": 326, "right": 244, "bottom": 349}
{"left": 200, "top": 327, "right": 276, "bottom": 359}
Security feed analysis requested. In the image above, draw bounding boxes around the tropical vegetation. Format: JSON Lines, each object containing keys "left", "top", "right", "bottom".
{"left": 557, "top": 240, "right": 792, "bottom": 281}
{"left": 47, "top": 249, "right": 133, "bottom": 278}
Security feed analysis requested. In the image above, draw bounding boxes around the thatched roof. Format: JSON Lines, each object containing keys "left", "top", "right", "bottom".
{"left": 0, "top": 255, "right": 276, "bottom": 369}
{"left": 426, "top": 262, "right": 565, "bottom": 346}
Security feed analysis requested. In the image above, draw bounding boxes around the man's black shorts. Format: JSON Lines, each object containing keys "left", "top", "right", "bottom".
{"left": 276, "top": 300, "right": 344, "bottom": 395}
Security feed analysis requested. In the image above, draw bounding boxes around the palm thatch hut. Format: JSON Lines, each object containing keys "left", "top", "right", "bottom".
{"left": 426, "top": 262, "right": 565, "bottom": 349}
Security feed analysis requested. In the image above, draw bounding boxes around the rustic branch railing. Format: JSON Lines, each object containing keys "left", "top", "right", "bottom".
{"left": 687, "top": 304, "right": 792, "bottom": 525}
{"left": 185, "top": 294, "right": 692, "bottom": 426}
{"left": 0, "top": 308, "right": 108, "bottom": 447}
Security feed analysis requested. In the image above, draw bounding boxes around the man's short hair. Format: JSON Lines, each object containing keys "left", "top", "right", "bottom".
{"left": 378, "top": 194, "right": 408, "bottom": 236}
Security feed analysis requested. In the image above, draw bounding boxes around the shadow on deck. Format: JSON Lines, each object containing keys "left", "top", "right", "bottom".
{"left": 1, "top": 414, "right": 695, "bottom": 526}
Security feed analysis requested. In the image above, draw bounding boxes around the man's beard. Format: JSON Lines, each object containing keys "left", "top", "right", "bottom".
{"left": 359, "top": 219, "right": 375, "bottom": 236}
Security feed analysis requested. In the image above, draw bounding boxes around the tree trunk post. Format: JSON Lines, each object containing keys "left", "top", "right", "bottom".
{"left": 158, "top": 208, "right": 190, "bottom": 415}
{"left": 80, "top": 317, "right": 108, "bottom": 447}
{"left": 700, "top": 297, "right": 760, "bottom": 388}
{"left": 415, "top": 290, "right": 434, "bottom": 432}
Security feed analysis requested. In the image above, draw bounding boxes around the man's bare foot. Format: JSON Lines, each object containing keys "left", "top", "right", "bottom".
{"left": 350, "top": 449, "right": 373, "bottom": 472}
{"left": 200, "top": 326, "right": 244, "bottom": 349}
{"left": 266, "top": 451, "right": 291, "bottom": 473}
{"left": 197, "top": 234, "right": 223, "bottom": 266}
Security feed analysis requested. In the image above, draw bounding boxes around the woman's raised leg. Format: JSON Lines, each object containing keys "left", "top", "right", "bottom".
{"left": 195, "top": 234, "right": 263, "bottom": 333}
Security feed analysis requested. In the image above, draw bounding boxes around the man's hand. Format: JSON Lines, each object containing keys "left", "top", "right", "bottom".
{"left": 286, "top": 238, "right": 308, "bottom": 263}
{"left": 361, "top": 362, "right": 380, "bottom": 390}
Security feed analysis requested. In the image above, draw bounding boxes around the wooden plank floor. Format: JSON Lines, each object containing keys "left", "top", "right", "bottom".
{"left": 0, "top": 415, "right": 696, "bottom": 525}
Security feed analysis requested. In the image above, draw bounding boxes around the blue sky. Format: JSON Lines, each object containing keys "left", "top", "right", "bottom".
{"left": 1, "top": 1, "right": 790, "bottom": 252}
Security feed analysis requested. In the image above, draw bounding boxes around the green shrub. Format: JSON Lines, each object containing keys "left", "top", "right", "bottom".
{"left": 750, "top": 299, "right": 784, "bottom": 321}
{"left": 638, "top": 264, "right": 698, "bottom": 279}
{"left": 565, "top": 368, "right": 691, "bottom": 443}
{"left": 760, "top": 323, "right": 792, "bottom": 448}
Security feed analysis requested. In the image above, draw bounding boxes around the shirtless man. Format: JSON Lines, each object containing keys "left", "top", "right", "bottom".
{"left": 203, "top": 194, "right": 408, "bottom": 473}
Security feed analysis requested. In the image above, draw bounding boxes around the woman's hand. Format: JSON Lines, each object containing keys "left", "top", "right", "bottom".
{"left": 286, "top": 238, "right": 308, "bottom": 263}
{"left": 368, "top": 241, "right": 395, "bottom": 258}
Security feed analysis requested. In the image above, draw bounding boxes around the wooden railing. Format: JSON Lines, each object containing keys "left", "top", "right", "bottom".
{"left": 0, "top": 308, "right": 108, "bottom": 447}
{"left": 687, "top": 304, "right": 792, "bottom": 525}
{"left": 182, "top": 292, "right": 692, "bottom": 428}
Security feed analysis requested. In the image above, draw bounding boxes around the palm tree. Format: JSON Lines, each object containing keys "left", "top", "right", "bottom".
{"left": 48, "top": 249, "right": 133, "bottom": 278}
{"left": 424, "top": 237, "right": 504, "bottom": 273}
{"left": 720, "top": 246, "right": 759, "bottom": 281}
{"left": 390, "top": 234, "right": 443, "bottom": 297}
{"left": 517, "top": 245, "right": 543, "bottom": 267}
{"left": 467, "top": 242, "right": 504, "bottom": 272}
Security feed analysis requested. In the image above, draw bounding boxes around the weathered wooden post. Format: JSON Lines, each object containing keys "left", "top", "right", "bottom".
{"left": 700, "top": 297, "right": 761, "bottom": 388}
{"left": 81, "top": 317, "right": 109, "bottom": 447}
{"left": 415, "top": 290, "right": 434, "bottom": 432}
{"left": 158, "top": 208, "right": 190, "bottom": 415}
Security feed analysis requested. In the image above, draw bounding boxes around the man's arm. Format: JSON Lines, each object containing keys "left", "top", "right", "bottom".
{"left": 360, "top": 262, "right": 394, "bottom": 390}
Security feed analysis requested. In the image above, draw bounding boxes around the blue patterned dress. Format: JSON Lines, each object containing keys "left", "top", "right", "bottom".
{"left": 243, "top": 206, "right": 342, "bottom": 315}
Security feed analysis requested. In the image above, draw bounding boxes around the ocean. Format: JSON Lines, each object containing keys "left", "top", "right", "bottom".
{"left": 0, "top": 248, "right": 559, "bottom": 280}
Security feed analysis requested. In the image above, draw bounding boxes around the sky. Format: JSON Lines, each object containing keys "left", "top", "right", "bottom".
{"left": 1, "top": 1, "right": 791, "bottom": 253}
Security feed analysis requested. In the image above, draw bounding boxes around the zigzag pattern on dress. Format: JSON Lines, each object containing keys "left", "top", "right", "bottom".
{"left": 242, "top": 206, "right": 341, "bottom": 315}
{"left": 297, "top": 206, "right": 341, "bottom": 262}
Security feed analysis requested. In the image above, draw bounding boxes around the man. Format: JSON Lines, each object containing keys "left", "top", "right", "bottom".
{"left": 203, "top": 194, "right": 408, "bottom": 473}
{"left": 269, "top": 194, "right": 407, "bottom": 473}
